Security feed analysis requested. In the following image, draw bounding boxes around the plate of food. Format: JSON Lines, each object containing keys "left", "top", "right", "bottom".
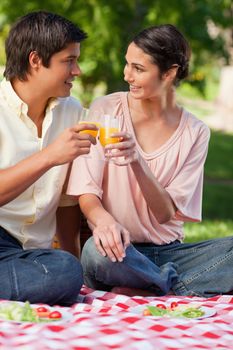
{"left": 0, "top": 301, "right": 72, "bottom": 324}
{"left": 129, "top": 301, "right": 216, "bottom": 320}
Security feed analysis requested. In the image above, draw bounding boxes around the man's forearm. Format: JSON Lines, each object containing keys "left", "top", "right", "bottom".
{"left": 0, "top": 148, "right": 53, "bottom": 206}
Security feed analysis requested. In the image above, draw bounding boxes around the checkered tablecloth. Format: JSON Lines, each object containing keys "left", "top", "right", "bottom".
{"left": 0, "top": 286, "right": 233, "bottom": 350}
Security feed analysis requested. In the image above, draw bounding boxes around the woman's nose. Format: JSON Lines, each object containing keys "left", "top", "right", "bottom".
{"left": 124, "top": 66, "right": 133, "bottom": 82}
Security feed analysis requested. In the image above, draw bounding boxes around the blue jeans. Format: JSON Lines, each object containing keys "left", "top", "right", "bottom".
{"left": 0, "top": 226, "right": 83, "bottom": 306}
{"left": 81, "top": 236, "right": 233, "bottom": 297}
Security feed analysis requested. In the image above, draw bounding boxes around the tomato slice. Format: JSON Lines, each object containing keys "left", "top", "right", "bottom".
{"left": 170, "top": 302, "right": 178, "bottom": 309}
{"left": 156, "top": 304, "right": 167, "bottom": 309}
{"left": 49, "top": 310, "right": 62, "bottom": 319}
{"left": 36, "top": 306, "right": 49, "bottom": 313}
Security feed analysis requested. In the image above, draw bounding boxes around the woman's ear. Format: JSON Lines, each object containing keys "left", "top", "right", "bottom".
{"left": 28, "top": 51, "right": 42, "bottom": 70}
{"left": 163, "top": 64, "right": 179, "bottom": 83}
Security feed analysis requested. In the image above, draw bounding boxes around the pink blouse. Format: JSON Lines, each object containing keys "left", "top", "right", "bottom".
{"left": 67, "top": 92, "right": 210, "bottom": 244}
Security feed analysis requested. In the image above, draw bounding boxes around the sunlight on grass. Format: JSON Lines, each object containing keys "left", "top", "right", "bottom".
{"left": 184, "top": 220, "right": 233, "bottom": 243}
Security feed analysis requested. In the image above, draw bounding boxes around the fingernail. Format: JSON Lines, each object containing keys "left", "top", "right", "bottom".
{"left": 111, "top": 258, "right": 116, "bottom": 262}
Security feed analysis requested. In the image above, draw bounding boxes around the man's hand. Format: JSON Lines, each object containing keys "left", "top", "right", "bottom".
{"left": 93, "top": 221, "right": 130, "bottom": 262}
{"left": 45, "top": 123, "right": 98, "bottom": 166}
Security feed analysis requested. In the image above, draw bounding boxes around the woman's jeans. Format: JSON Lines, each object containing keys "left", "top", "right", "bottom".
{"left": 0, "top": 226, "right": 83, "bottom": 306}
{"left": 81, "top": 236, "right": 233, "bottom": 297}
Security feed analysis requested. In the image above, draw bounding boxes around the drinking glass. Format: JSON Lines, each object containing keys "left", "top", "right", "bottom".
{"left": 78, "top": 108, "right": 101, "bottom": 158}
{"left": 99, "top": 115, "right": 120, "bottom": 147}
{"left": 79, "top": 108, "right": 101, "bottom": 138}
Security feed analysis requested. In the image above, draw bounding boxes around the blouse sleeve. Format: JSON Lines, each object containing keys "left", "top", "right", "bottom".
{"left": 166, "top": 123, "right": 210, "bottom": 222}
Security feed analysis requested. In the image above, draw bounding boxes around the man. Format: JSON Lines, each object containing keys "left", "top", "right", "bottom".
{"left": 0, "top": 11, "right": 97, "bottom": 305}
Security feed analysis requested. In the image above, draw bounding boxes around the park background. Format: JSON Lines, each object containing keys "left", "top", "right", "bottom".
{"left": 0, "top": 0, "right": 232, "bottom": 242}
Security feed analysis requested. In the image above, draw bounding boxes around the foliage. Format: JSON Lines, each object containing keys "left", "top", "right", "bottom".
{"left": 0, "top": 0, "right": 232, "bottom": 103}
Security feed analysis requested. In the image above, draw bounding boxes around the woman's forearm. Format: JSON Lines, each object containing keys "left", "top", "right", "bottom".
{"left": 79, "top": 193, "right": 116, "bottom": 227}
{"left": 130, "top": 157, "right": 176, "bottom": 223}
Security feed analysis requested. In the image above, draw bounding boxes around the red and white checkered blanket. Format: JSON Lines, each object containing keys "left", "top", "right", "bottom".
{"left": 0, "top": 286, "right": 233, "bottom": 349}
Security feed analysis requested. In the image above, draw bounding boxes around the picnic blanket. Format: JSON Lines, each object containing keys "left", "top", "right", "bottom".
{"left": 0, "top": 285, "right": 233, "bottom": 349}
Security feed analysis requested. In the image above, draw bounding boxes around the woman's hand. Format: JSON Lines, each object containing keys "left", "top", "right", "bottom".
{"left": 104, "top": 131, "right": 140, "bottom": 166}
{"left": 93, "top": 221, "right": 130, "bottom": 262}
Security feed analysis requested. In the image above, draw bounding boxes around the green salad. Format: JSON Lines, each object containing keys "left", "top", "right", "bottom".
{"left": 0, "top": 301, "right": 39, "bottom": 322}
{"left": 145, "top": 304, "right": 205, "bottom": 318}
{"left": 0, "top": 301, "right": 63, "bottom": 323}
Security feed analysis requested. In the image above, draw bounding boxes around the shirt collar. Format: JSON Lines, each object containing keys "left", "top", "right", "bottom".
{"left": 0, "top": 78, "right": 60, "bottom": 117}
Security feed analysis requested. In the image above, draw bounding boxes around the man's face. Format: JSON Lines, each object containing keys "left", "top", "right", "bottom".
{"left": 36, "top": 42, "right": 81, "bottom": 99}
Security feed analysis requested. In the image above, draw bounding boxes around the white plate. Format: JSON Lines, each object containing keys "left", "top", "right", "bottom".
{"left": 0, "top": 301, "right": 72, "bottom": 324}
{"left": 129, "top": 304, "right": 216, "bottom": 320}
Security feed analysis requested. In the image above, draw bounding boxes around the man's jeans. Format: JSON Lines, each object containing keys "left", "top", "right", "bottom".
{"left": 81, "top": 236, "right": 233, "bottom": 297}
{"left": 0, "top": 226, "right": 83, "bottom": 305}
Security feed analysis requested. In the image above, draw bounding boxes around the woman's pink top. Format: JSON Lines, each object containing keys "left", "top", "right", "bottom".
{"left": 67, "top": 92, "right": 210, "bottom": 244}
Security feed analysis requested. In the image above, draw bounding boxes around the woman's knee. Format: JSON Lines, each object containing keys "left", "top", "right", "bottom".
{"left": 81, "top": 237, "right": 110, "bottom": 273}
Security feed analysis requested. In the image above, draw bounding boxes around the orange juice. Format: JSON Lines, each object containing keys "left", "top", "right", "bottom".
{"left": 79, "top": 121, "right": 101, "bottom": 138}
{"left": 99, "top": 127, "right": 120, "bottom": 146}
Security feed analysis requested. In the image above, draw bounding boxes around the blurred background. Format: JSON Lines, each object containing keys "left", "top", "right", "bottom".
{"left": 0, "top": 0, "right": 232, "bottom": 242}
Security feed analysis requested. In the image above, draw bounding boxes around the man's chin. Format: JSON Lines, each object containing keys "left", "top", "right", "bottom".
{"left": 58, "top": 90, "right": 71, "bottom": 98}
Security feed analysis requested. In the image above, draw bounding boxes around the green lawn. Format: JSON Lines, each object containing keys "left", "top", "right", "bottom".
{"left": 184, "top": 220, "right": 233, "bottom": 243}
{"left": 205, "top": 131, "right": 233, "bottom": 181}
{"left": 184, "top": 129, "right": 233, "bottom": 242}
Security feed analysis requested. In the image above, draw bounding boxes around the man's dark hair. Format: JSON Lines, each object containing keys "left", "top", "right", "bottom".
{"left": 4, "top": 11, "right": 87, "bottom": 81}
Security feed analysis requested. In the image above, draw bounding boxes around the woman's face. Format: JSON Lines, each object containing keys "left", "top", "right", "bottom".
{"left": 124, "top": 42, "right": 167, "bottom": 100}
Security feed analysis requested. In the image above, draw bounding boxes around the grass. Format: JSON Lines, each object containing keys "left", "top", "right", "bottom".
{"left": 178, "top": 81, "right": 233, "bottom": 242}
{"left": 184, "top": 220, "right": 233, "bottom": 243}
{"left": 205, "top": 131, "right": 233, "bottom": 181}
{"left": 183, "top": 121, "right": 233, "bottom": 242}
{"left": 202, "top": 182, "right": 233, "bottom": 219}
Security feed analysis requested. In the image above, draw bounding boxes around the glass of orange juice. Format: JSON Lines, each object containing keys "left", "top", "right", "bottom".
{"left": 79, "top": 121, "right": 101, "bottom": 137}
{"left": 79, "top": 108, "right": 101, "bottom": 138}
{"left": 78, "top": 108, "right": 101, "bottom": 158}
{"left": 99, "top": 115, "right": 120, "bottom": 147}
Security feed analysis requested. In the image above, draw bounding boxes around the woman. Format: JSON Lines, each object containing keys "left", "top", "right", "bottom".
{"left": 67, "top": 24, "right": 233, "bottom": 297}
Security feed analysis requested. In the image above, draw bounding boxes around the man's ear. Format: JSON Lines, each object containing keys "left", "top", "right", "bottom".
{"left": 28, "top": 51, "right": 42, "bottom": 70}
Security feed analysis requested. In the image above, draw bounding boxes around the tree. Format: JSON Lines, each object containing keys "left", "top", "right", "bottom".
{"left": 0, "top": 0, "right": 232, "bottom": 104}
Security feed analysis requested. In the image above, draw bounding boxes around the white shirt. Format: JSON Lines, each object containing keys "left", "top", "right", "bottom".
{"left": 0, "top": 78, "right": 81, "bottom": 249}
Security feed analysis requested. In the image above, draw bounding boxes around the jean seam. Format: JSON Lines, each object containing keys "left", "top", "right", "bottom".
{"left": 10, "top": 260, "right": 19, "bottom": 299}
{"left": 183, "top": 250, "right": 233, "bottom": 285}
